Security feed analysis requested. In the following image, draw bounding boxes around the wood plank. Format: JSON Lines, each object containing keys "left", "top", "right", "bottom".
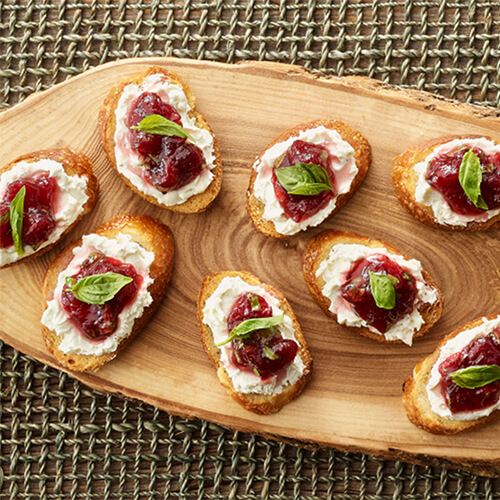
{"left": 0, "top": 58, "right": 498, "bottom": 476}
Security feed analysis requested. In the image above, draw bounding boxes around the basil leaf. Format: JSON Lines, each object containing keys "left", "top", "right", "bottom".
{"left": 275, "top": 163, "right": 334, "bottom": 196}
{"left": 458, "top": 150, "right": 489, "bottom": 210}
{"left": 65, "top": 277, "right": 76, "bottom": 288}
{"left": 369, "top": 271, "right": 396, "bottom": 310}
{"left": 247, "top": 293, "right": 261, "bottom": 311}
{"left": 131, "top": 114, "right": 195, "bottom": 142}
{"left": 263, "top": 345, "right": 280, "bottom": 360}
{"left": 10, "top": 185, "right": 26, "bottom": 257}
{"left": 216, "top": 313, "right": 284, "bottom": 347}
{"left": 68, "top": 272, "right": 134, "bottom": 305}
{"left": 450, "top": 364, "right": 500, "bottom": 389}
{"left": 0, "top": 210, "right": 9, "bottom": 225}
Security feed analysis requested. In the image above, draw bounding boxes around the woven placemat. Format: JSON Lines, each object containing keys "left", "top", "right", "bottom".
{"left": 0, "top": 1, "right": 499, "bottom": 498}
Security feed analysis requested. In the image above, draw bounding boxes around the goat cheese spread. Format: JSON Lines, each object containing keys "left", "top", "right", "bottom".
{"left": 41, "top": 233, "right": 154, "bottom": 356}
{"left": 252, "top": 126, "right": 358, "bottom": 235}
{"left": 114, "top": 73, "right": 216, "bottom": 206}
{"left": 0, "top": 159, "right": 89, "bottom": 266}
{"left": 316, "top": 243, "right": 439, "bottom": 345}
{"left": 202, "top": 276, "right": 305, "bottom": 395}
{"left": 414, "top": 137, "right": 500, "bottom": 226}
{"left": 426, "top": 315, "right": 500, "bottom": 420}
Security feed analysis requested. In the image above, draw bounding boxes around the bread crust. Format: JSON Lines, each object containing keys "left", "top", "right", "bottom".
{"left": 246, "top": 119, "right": 371, "bottom": 238}
{"left": 98, "top": 66, "right": 222, "bottom": 213}
{"left": 0, "top": 148, "right": 98, "bottom": 269}
{"left": 402, "top": 315, "right": 500, "bottom": 434}
{"left": 41, "top": 213, "right": 174, "bottom": 372}
{"left": 302, "top": 230, "right": 443, "bottom": 344}
{"left": 392, "top": 135, "right": 500, "bottom": 231}
{"left": 197, "top": 270, "right": 313, "bottom": 414}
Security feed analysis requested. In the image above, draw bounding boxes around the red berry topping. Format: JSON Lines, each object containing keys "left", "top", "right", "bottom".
{"left": 227, "top": 292, "right": 272, "bottom": 331}
{"left": 148, "top": 136, "right": 205, "bottom": 191}
{"left": 231, "top": 332, "right": 299, "bottom": 380}
{"left": 127, "top": 91, "right": 205, "bottom": 191}
{"left": 439, "top": 329, "right": 500, "bottom": 414}
{"left": 226, "top": 293, "right": 298, "bottom": 379}
{"left": 128, "top": 92, "right": 181, "bottom": 157}
{"left": 341, "top": 254, "right": 417, "bottom": 334}
{"left": 0, "top": 173, "right": 58, "bottom": 249}
{"left": 426, "top": 147, "right": 500, "bottom": 216}
{"left": 61, "top": 252, "right": 142, "bottom": 340}
{"left": 271, "top": 140, "right": 336, "bottom": 222}
{"left": 22, "top": 208, "right": 56, "bottom": 246}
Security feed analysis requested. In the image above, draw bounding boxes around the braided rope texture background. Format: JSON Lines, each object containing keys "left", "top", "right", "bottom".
{"left": 0, "top": 1, "right": 499, "bottom": 498}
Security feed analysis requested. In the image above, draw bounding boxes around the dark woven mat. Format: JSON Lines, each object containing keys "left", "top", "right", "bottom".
{"left": 0, "top": 1, "right": 499, "bottom": 498}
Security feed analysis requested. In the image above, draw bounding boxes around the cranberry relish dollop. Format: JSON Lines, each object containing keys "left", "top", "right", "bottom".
{"left": 438, "top": 329, "right": 500, "bottom": 414}
{"left": 272, "top": 140, "right": 336, "bottom": 222}
{"left": 61, "top": 252, "right": 142, "bottom": 341}
{"left": 0, "top": 173, "right": 58, "bottom": 249}
{"left": 340, "top": 254, "right": 418, "bottom": 334}
{"left": 127, "top": 92, "right": 205, "bottom": 192}
{"left": 426, "top": 146, "right": 500, "bottom": 216}
{"left": 226, "top": 293, "right": 298, "bottom": 380}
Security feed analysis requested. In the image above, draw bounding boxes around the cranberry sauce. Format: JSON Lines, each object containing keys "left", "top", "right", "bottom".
{"left": 226, "top": 292, "right": 298, "bottom": 380}
{"left": 340, "top": 254, "right": 417, "bottom": 334}
{"left": 438, "top": 329, "right": 500, "bottom": 414}
{"left": 127, "top": 92, "right": 205, "bottom": 191}
{"left": 426, "top": 147, "right": 500, "bottom": 216}
{"left": 0, "top": 173, "right": 58, "bottom": 249}
{"left": 128, "top": 92, "right": 181, "bottom": 156}
{"left": 271, "top": 140, "right": 336, "bottom": 222}
{"left": 148, "top": 135, "right": 205, "bottom": 192}
{"left": 61, "top": 252, "right": 142, "bottom": 341}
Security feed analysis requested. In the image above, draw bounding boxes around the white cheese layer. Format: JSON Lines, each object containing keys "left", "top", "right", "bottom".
{"left": 316, "top": 243, "right": 439, "bottom": 345}
{"left": 414, "top": 137, "right": 500, "bottom": 227}
{"left": 202, "top": 276, "right": 305, "bottom": 395}
{"left": 113, "top": 73, "right": 215, "bottom": 207}
{"left": 426, "top": 316, "right": 500, "bottom": 421}
{"left": 252, "top": 126, "right": 358, "bottom": 236}
{"left": 41, "top": 233, "right": 154, "bottom": 356}
{"left": 0, "top": 159, "right": 89, "bottom": 267}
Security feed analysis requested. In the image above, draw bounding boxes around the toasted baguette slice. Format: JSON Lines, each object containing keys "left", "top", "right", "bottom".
{"left": 303, "top": 230, "right": 443, "bottom": 344}
{"left": 247, "top": 119, "right": 371, "bottom": 238}
{"left": 393, "top": 135, "right": 500, "bottom": 231}
{"left": 0, "top": 148, "right": 98, "bottom": 269}
{"left": 198, "top": 270, "right": 313, "bottom": 414}
{"left": 403, "top": 315, "right": 500, "bottom": 434}
{"left": 41, "top": 213, "right": 174, "bottom": 372}
{"left": 99, "top": 66, "right": 222, "bottom": 213}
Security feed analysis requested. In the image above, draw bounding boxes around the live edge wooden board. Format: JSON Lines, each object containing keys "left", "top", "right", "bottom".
{"left": 0, "top": 58, "right": 499, "bottom": 476}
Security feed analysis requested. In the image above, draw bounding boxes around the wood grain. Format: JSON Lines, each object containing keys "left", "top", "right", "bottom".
{"left": 0, "top": 58, "right": 499, "bottom": 476}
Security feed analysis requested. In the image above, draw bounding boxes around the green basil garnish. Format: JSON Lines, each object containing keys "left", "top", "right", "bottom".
{"left": 458, "top": 150, "right": 489, "bottom": 210}
{"left": 275, "top": 162, "right": 334, "bottom": 196}
{"left": 66, "top": 272, "right": 134, "bottom": 305}
{"left": 10, "top": 185, "right": 26, "bottom": 257}
{"left": 369, "top": 271, "right": 396, "bottom": 310}
{"left": 263, "top": 345, "right": 280, "bottom": 360}
{"left": 450, "top": 364, "right": 500, "bottom": 389}
{"left": 216, "top": 313, "right": 284, "bottom": 347}
{"left": 247, "top": 293, "right": 261, "bottom": 311}
{"left": 131, "top": 114, "right": 195, "bottom": 142}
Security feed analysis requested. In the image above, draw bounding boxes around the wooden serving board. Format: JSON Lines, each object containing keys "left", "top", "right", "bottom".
{"left": 0, "top": 58, "right": 499, "bottom": 476}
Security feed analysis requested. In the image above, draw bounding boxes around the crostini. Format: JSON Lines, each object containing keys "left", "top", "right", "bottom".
{"left": 198, "top": 270, "right": 313, "bottom": 414}
{"left": 0, "top": 149, "right": 98, "bottom": 269}
{"left": 303, "top": 230, "right": 443, "bottom": 345}
{"left": 247, "top": 119, "right": 371, "bottom": 238}
{"left": 403, "top": 315, "right": 500, "bottom": 434}
{"left": 393, "top": 135, "right": 500, "bottom": 230}
{"left": 99, "top": 66, "right": 222, "bottom": 213}
{"left": 41, "top": 214, "right": 174, "bottom": 372}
